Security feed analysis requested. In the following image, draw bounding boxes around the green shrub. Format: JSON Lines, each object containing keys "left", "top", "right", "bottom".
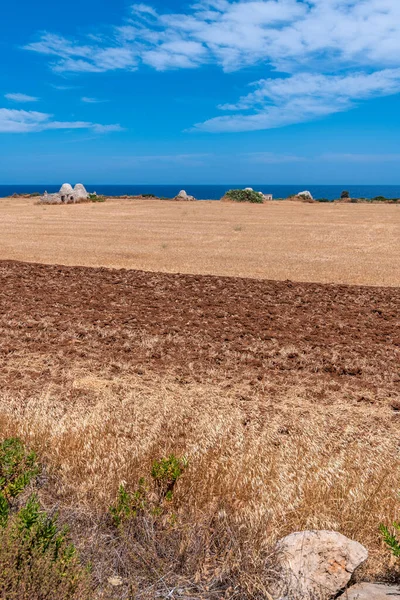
{"left": 0, "top": 438, "right": 91, "bottom": 599}
{"left": 0, "top": 438, "right": 39, "bottom": 526}
{"left": 110, "top": 478, "right": 147, "bottom": 526}
{"left": 88, "top": 194, "right": 106, "bottom": 202}
{"left": 340, "top": 190, "right": 350, "bottom": 199}
{"left": 110, "top": 454, "right": 187, "bottom": 526}
{"left": 380, "top": 520, "right": 400, "bottom": 558}
{"left": 151, "top": 454, "right": 187, "bottom": 500}
{"left": 224, "top": 189, "right": 264, "bottom": 204}
{"left": 141, "top": 193, "right": 156, "bottom": 198}
{"left": 315, "top": 198, "right": 330, "bottom": 203}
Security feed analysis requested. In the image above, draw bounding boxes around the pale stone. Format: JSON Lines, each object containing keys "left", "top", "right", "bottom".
{"left": 174, "top": 189, "right": 196, "bottom": 201}
{"left": 108, "top": 576, "right": 123, "bottom": 587}
{"left": 297, "top": 190, "right": 314, "bottom": 200}
{"left": 275, "top": 530, "right": 368, "bottom": 600}
{"left": 338, "top": 583, "right": 400, "bottom": 599}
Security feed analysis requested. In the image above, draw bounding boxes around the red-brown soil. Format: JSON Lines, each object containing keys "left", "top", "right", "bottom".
{"left": 1, "top": 260, "right": 398, "bottom": 401}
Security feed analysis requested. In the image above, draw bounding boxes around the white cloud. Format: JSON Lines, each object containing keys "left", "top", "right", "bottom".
{"left": 5, "top": 93, "right": 39, "bottom": 102}
{"left": 320, "top": 153, "right": 400, "bottom": 163}
{"left": 193, "top": 69, "right": 400, "bottom": 132}
{"left": 81, "top": 96, "right": 107, "bottom": 103}
{"left": 0, "top": 108, "right": 122, "bottom": 134}
{"left": 23, "top": 0, "right": 400, "bottom": 131}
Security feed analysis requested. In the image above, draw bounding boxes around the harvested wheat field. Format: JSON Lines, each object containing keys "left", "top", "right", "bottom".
{"left": 0, "top": 196, "right": 399, "bottom": 285}
{"left": 0, "top": 255, "right": 399, "bottom": 598}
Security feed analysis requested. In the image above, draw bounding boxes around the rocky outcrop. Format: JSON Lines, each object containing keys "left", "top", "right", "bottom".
{"left": 338, "top": 583, "right": 400, "bottom": 599}
{"left": 173, "top": 190, "right": 196, "bottom": 201}
{"left": 274, "top": 530, "right": 368, "bottom": 600}
{"left": 297, "top": 190, "right": 314, "bottom": 201}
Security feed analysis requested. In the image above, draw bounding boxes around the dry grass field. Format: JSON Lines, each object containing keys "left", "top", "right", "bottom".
{"left": 0, "top": 197, "right": 399, "bottom": 598}
{"left": 0, "top": 196, "right": 399, "bottom": 285}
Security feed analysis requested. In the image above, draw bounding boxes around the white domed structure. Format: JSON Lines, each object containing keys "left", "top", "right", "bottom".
{"left": 74, "top": 183, "right": 89, "bottom": 199}
{"left": 59, "top": 183, "right": 74, "bottom": 203}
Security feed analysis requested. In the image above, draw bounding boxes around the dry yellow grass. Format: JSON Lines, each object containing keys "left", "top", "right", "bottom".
{"left": 0, "top": 196, "right": 399, "bottom": 285}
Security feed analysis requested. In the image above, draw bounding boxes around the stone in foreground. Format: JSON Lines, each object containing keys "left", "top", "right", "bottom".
{"left": 338, "top": 583, "right": 400, "bottom": 599}
{"left": 275, "top": 530, "right": 368, "bottom": 600}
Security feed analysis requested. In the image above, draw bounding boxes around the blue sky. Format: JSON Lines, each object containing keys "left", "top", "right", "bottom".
{"left": 1, "top": 0, "right": 400, "bottom": 184}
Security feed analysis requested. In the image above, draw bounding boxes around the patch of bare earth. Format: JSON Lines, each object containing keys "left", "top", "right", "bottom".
{"left": 0, "top": 260, "right": 399, "bottom": 597}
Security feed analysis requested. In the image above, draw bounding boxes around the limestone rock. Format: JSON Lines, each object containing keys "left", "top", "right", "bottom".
{"left": 174, "top": 190, "right": 196, "bottom": 201}
{"left": 297, "top": 190, "right": 314, "bottom": 200}
{"left": 275, "top": 530, "right": 368, "bottom": 600}
{"left": 338, "top": 583, "right": 400, "bottom": 599}
{"left": 244, "top": 187, "right": 254, "bottom": 191}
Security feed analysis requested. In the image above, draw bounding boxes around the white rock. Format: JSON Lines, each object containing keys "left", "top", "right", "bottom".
{"left": 274, "top": 530, "right": 368, "bottom": 600}
{"left": 174, "top": 189, "right": 196, "bottom": 201}
{"left": 338, "top": 583, "right": 400, "bottom": 599}
{"left": 297, "top": 190, "right": 314, "bottom": 200}
{"left": 244, "top": 187, "right": 254, "bottom": 191}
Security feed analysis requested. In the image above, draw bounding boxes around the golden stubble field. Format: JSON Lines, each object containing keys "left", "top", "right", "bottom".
{"left": 0, "top": 196, "right": 399, "bottom": 285}
{"left": 0, "top": 197, "right": 399, "bottom": 598}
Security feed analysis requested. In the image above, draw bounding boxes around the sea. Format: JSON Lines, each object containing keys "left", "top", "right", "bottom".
{"left": 1, "top": 184, "right": 400, "bottom": 201}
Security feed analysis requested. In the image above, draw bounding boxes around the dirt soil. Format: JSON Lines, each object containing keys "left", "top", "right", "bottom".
{"left": 1, "top": 260, "right": 399, "bottom": 399}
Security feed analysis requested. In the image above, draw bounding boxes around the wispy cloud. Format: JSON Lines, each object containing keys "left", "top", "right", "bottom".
{"left": 193, "top": 69, "right": 400, "bottom": 132}
{"left": 5, "top": 93, "right": 39, "bottom": 103}
{"left": 23, "top": 0, "right": 400, "bottom": 131}
{"left": 0, "top": 108, "right": 122, "bottom": 134}
{"left": 51, "top": 84, "right": 79, "bottom": 90}
{"left": 81, "top": 96, "right": 107, "bottom": 103}
{"left": 320, "top": 153, "right": 400, "bottom": 163}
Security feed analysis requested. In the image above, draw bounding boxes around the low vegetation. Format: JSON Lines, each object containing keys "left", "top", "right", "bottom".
{"left": 89, "top": 194, "right": 106, "bottom": 202}
{"left": 0, "top": 438, "right": 91, "bottom": 600}
{"left": 223, "top": 189, "right": 265, "bottom": 203}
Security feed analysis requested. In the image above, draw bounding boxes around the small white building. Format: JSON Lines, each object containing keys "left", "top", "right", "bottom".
{"left": 40, "top": 184, "right": 90, "bottom": 204}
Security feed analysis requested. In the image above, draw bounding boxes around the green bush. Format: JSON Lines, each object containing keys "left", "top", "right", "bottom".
{"left": 110, "top": 478, "right": 148, "bottom": 526}
{"left": 0, "top": 438, "right": 39, "bottom": 526}
{"left": 151, "top": 455, "right": 187, "bottom": 500}
{"left": 224, "top": 189, "right": 264, "bottom": 204}
{"left": 88, "top": 193, "right": 106, "bottom": 202}
{"left": 0, "top": 438, "right": 91, "bottom": 600}
{"left": 380, "top": 519, "right": 400, "bottom": 558}
{"left": 340, "top": 190, "right": 350, "bottom": 199}
{"left": 110, "top": 454, "right": 187, "bottom": 526}
{"left": 315, "top": 198, "right": 330, "bottom": 203}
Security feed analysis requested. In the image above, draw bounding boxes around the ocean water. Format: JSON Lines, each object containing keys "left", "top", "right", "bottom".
{"left": 1, "top": 184, "right": 400, "bottom": 201}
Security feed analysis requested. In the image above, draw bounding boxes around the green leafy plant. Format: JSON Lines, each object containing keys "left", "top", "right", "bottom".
{"left": 109, "top": 455, "right": 187, "bottom": 526}
{"left": 151, "top": 454, "right": 187, "bottom": 500}
{"left": 340, "top": 190, "right": 350, "bottom": 199}
{"left": 0, "top": 437, "right": 39, "bottom": 526}
{"left": 0, "top": 438, "right": 91, "bottom": 599}
{"left": 110, "top": 478, "right": 147, "bottom": 526}
{"left": 224, "top": 189, "right": 264, "bottom": 204}
{"left": 380, "top": 521, "right": 400, "bottom": 557}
